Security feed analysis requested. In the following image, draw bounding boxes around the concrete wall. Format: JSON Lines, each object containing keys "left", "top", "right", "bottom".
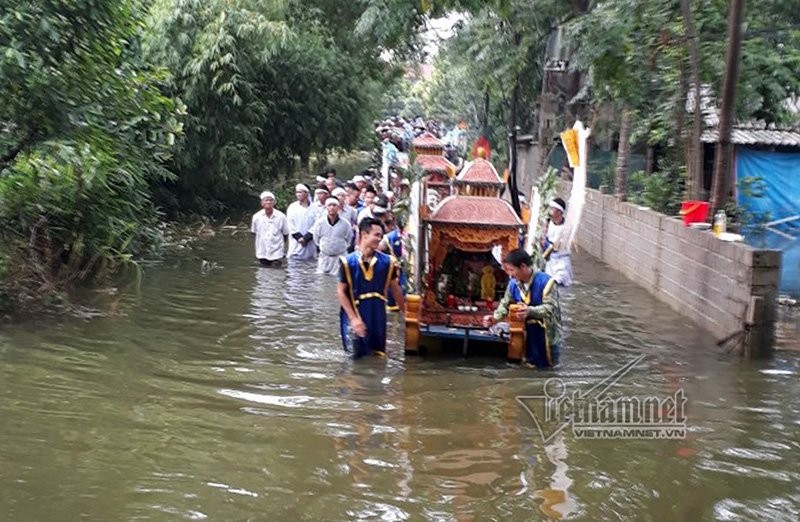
{"left": 565, "top": 183, "right": 781, "bottom": 356}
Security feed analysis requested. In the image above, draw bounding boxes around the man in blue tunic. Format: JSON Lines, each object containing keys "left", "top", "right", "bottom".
{"left": 379, "top": 221, "right": 407, "bottom": 312}
{"left": 482, "top": 249, "right": 562, "bottom": 368}
{"left": 337, "top": 217, "right": 405, "bottom": 358}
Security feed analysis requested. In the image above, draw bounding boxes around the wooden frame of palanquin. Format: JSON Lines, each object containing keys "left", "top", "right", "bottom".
{"left": 405, "top": 134, "right": 528, "bottom": 361}
{"left": 404, "top": 214, "right": 527, "bottom": 362}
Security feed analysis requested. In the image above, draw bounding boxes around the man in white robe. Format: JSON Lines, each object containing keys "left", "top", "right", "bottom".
{"left": 286, "top": 183, "right": 316, "bottom": 261}
{"left": 309, "top": 188, "right": 329, "bottom": 223}
{"left": 332, "top": 187, "right": 358, "bottom": 253}
{"left": 356, "top": 185, "right": 378, "bottom": 224}
{"left": 251, "top": 191, "right": 289, "bottom": 267}
{"left": 543, "top": 197, "right": 573, "bottom": 287}
{"left": 332, "top": 187, "right": 357, "bottom": 227}
{"left": 310, "top": 197, "right": 352, "bottom": 275}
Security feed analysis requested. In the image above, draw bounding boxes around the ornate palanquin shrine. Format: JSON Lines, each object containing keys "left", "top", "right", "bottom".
{"left": 405, "top": 156, "right": 527, "bottom": 361}
{"left": 412, "top": 131, "right": 445, "bottom": 156}
{"left": 412, "top": 132, "right": 456, "bottom": 214}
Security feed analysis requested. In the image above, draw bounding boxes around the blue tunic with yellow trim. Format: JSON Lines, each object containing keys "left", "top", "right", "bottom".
{"left": 339, "top": 251, "right": 397, "bottom": 358}
{"left": 382, "top": 229, "right": 406, "bottom": 311}
{"left": 507, "top": 272, "right": 560, "bottom": 367}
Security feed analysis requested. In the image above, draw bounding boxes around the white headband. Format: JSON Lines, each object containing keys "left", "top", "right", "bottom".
{"left": 549, "top": 200, "right": 565, "bottom": 212}
{"left": 295, "top": 183, "right": 309, "bottom": 193}
{"left": 260, "top": 191, "right": 275, "bottom": 201}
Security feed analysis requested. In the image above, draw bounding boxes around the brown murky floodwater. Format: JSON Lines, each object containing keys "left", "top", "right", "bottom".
{"left": 1, "top": 234, "right": 798, "bottom": 520}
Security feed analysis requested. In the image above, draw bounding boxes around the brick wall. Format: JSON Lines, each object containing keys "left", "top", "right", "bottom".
{"left": 564, "top": 183, "right": 781, "bottom": 356}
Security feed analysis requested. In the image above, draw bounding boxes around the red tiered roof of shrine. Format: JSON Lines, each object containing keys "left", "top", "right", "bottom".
{"left": 427, "top": 196, "right": 522, "bottom": 227}
{"left": 456, "top": 158, "right": 502, "bottom": 185}
{"left": 411, "top": 131, "right": 444, "bottom": 150}
{"left": 415, "top": 154, "right": 455, "bottom": 174}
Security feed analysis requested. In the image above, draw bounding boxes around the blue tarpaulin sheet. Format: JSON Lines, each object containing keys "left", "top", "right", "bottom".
{"left": 736, "top": 148, "right": 800, "bottom": 296}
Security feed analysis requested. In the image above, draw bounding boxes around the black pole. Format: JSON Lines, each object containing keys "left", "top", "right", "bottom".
{"left": 508, "top": 78, "right": 521, "bottom": 215}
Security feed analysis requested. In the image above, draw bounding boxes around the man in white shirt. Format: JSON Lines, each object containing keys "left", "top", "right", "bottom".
{"left": 356, "top": 185, "right": 378, "bottom": 224}
{"left": 351, "top": 175, "right": 367, "bottom": 193}
{"left": 332, "top": 187, "right": 358, "bottom": 253}
{"left": 286, "top": 183, "right": 316, "bottom": 261}
{"left": 310, "top": 197, "right": 353, "bottom": 275}
{"left": 251, "top": 191, "right": 289, "bottom": 267}
{"left": 345, "top": 182, "right": 363, "bottom": 212}
{"left": 542, "top": 197, "right": 573, "bottom": 286}
{"left": 332, "top": 187, "right": 357, "bottom": 227}
{"left": 309, "top": 187, "right": 329, "bottom": 223}
{"left": 324, "top": 176, "right": 340, "bottom": 194}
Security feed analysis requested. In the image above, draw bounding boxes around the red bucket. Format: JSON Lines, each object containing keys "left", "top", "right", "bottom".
{"left": 679, "top": 200, "right": 709, "bottom": 226}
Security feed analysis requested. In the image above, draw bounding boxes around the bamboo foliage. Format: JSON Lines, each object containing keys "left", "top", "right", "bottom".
{"left": 144, "top": 0, "right": 390, "bottom": 213}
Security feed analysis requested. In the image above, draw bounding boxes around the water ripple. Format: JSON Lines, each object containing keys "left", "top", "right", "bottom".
{"left": 0, "top": 238, "right": 798, "bottom": 521}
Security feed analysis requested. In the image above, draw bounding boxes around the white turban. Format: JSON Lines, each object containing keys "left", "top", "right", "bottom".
{"left": 352, "top": 175, "right": 366, "bottom": 184}
{"left": 260, "top": 191, "right": 275, "bottom": 201}
{"left": 325, "top": 197, "right": 340, "bottom": 207}
{"left": 331, "top": 187, "right": 346, "bottom": 198}
{"left": 295, "top": 183, "right": 310, "bottom": 193}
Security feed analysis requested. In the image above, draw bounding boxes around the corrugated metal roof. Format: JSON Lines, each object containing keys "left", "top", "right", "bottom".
{"left": 701, "top": 128, "right": 800, "bottom": 146}
{"left": 690, "top": 86, "right": 800, "bottom": 146}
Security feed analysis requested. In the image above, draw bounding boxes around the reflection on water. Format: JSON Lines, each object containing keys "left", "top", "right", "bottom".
{"left": 0, "top": 235, "right": 798, "bottom": 521}
{"left": 534, "top": 435, "right": 576, "bottom": 519}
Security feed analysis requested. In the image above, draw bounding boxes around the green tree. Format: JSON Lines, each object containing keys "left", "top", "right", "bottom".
{"left": 0, "top": 0, "right": 181, "bottom": 312}
{"left": 144, "top": 0, "right": 390, "bottom": 214}
{"left": 414, "top": 2, "right": 579, "bottom": 161}
{"left": 566, "top": 0, "right": 799, "bottom": 205}
{"left": 569, "top": 0, "right": 677, "bottom": 200}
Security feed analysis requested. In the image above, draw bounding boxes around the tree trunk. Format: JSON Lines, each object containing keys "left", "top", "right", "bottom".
{"left": 299, "top": 152, "right": 311, "bottom": 176}
{"left": 678, "top": 57, "right": 690, "bottom": 187}
{"left": 570, "top": 0, "right": 590, "bottom": 15}
{"left": 615, "top": 108, "right": 633, "bottom": 201}
{"left": 681, "top": 0, "right": 705, "bottom": 200}
{"left": 645, "top": 144, "right": 655, "bottom": 175}
{"left": 710, "top": 0, "right": 745, "bottom": 214}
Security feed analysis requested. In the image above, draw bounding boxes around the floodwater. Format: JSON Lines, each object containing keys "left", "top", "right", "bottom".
{"left": 1, "top": 234, "right": 798, "bottom": 521}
